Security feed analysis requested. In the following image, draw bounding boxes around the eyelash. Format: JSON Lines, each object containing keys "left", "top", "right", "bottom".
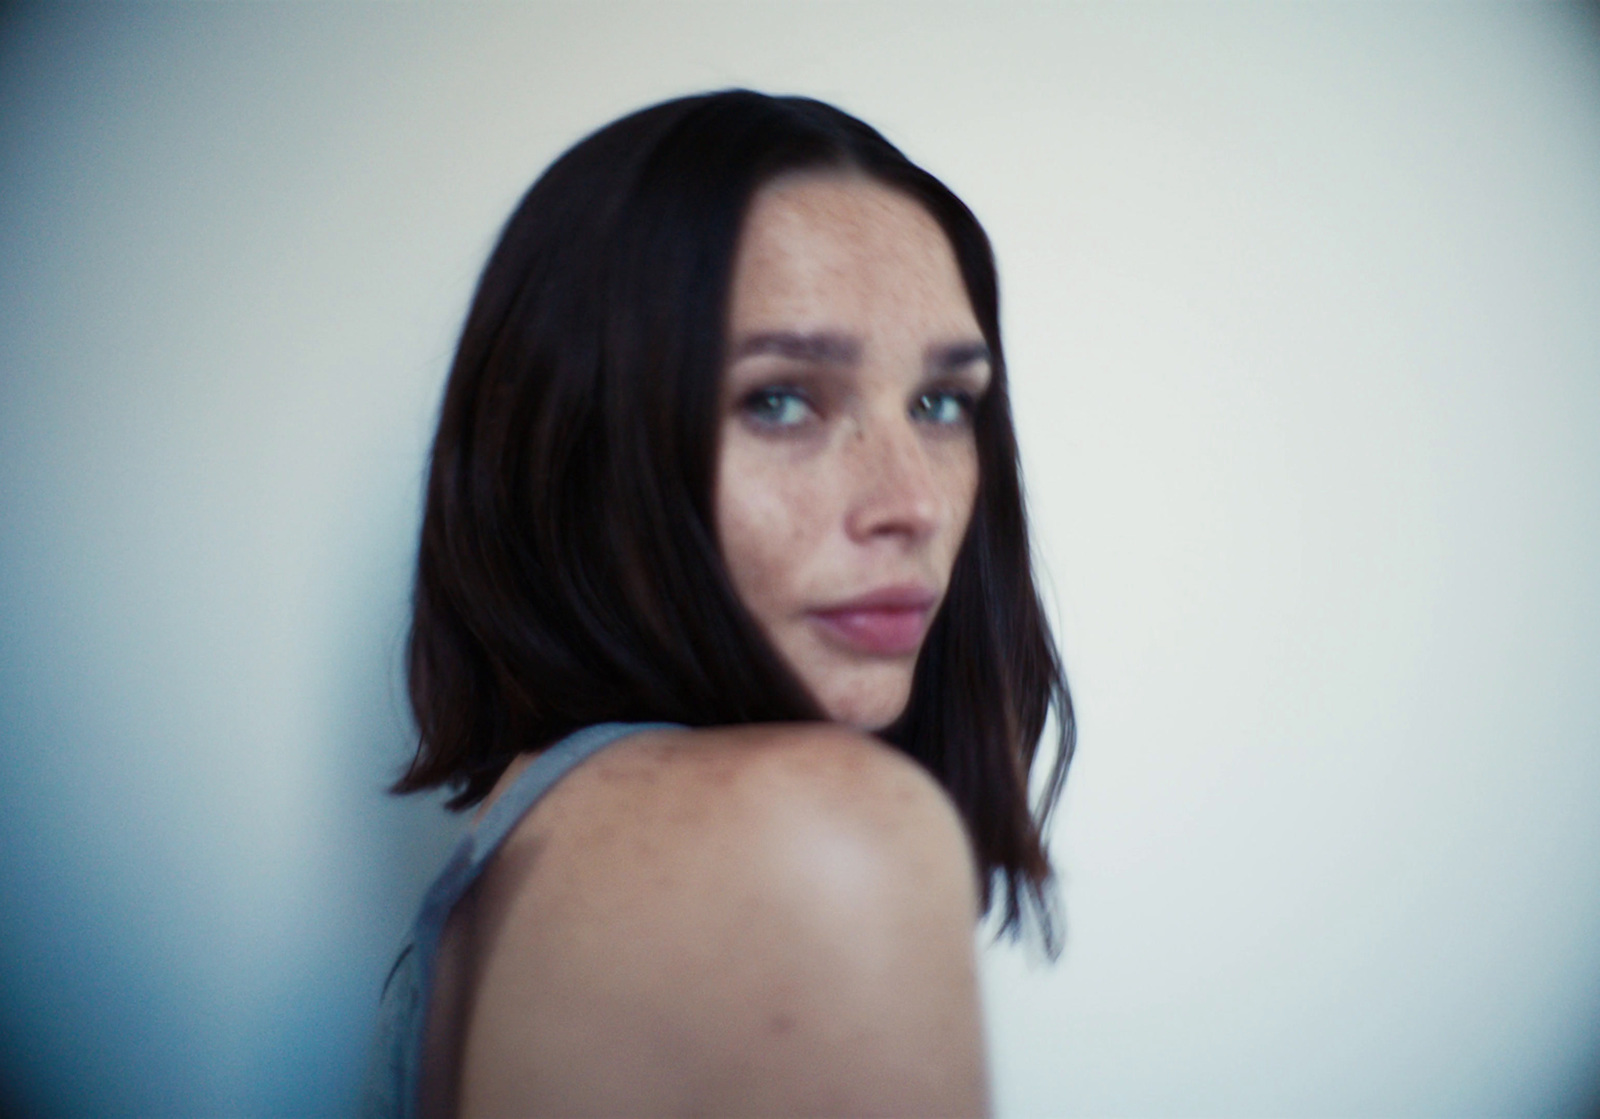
{"left": 738, "top": 387, "right": 979, "bottom": 430}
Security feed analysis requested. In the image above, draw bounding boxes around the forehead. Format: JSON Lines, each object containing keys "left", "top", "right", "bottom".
{"left": 726, "top": 173, "right": 976, "bottom": 332}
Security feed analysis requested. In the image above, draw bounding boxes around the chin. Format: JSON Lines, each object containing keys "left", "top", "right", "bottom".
{"left": 819, "top": 679, "right": 914, "bottom": 731}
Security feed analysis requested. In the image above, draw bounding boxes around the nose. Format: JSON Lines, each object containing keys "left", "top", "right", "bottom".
{"left": 842, "top": 413, "right": 943, "bottom": 545}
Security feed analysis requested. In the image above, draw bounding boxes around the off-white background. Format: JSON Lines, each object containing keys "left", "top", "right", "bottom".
{"left": 2, "top": 4, "right": 1598, "bottom": 1116}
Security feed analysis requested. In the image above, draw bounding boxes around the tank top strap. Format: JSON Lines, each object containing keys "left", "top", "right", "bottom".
{"left": 366, "top": 722, "right": 682, "bottom": 1119}
{"left": 414, "top": 722, "right": 682, "bottom": 932}
{"left": 469, "top": 721, "right": 682, "bottom": 868}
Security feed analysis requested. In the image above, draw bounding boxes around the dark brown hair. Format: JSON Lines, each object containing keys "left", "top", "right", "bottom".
{"left": 395, "top": 90, "right": 1074, "bottom": 946}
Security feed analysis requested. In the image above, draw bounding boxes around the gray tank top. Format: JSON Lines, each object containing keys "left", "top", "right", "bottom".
{"left": 361, "top": 722, "right": 682, "bottom": 1119}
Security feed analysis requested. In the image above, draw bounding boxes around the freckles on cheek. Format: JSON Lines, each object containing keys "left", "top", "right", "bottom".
{"left": 717, "top": 458, "right": 810, "bottom": 606}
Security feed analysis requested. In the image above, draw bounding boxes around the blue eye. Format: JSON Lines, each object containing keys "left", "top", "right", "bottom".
{"left": 742, "top": 389, "right": 814, "bottom": 428}
{"left": 912, "top": 391, "right": 974, "bottom": 425}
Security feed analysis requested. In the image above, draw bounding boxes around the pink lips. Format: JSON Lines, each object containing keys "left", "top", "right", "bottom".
{"left": 808, "top": 585, "right": 938, "bottom": 656}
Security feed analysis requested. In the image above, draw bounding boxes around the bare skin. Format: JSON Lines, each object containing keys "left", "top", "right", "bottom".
{"left": 422, "top": 175, "right": 993, "bottom": 1116}
{"left": 717, "top": 172, "right": 990, "bottom": 729}
{"left": 425, "top": 727, "right": 987, "bottom": 1117}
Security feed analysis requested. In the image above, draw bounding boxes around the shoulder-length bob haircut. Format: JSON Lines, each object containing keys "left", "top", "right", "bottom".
{"left": 397, "top": 90, "right": 1074, "bottom": 944}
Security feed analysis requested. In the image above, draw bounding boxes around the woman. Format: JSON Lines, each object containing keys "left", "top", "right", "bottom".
{"left": 366, "top": 89, "right": 1074, "bottom": 1118}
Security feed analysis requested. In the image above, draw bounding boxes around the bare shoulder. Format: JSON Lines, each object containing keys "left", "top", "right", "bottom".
{"left": 454, "top": 724, "right": 988, "bottom": 1117}
{"left": 593, "top": 722, "right": 976, "bottom": 875}
{"left": 486, "top": 722, "right": 979, "bottom": 929}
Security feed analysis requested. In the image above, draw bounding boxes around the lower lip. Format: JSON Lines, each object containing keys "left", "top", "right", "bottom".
{"left": 809, "top": 607, "right": 931, "bottom": 656}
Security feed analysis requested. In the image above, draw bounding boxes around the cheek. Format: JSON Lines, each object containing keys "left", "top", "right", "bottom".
{"left": 938, "top": 445, "right": 981, "bottom": 554}
{"left": 714, "top": 443, "right": 828, "bottom": 617}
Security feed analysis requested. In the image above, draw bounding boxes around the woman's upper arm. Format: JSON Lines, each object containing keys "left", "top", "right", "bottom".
{"left": 457, "top": 724, "right": 989, "bottom": 1118}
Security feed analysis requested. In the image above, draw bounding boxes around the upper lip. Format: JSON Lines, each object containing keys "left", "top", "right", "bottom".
{"left": 810, "top": 583, "right": 939, "bottom": 614}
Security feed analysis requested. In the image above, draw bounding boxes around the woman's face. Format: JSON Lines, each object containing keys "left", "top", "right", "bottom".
{"left": 715, "top": 173, "right": 990, "bottom": 729}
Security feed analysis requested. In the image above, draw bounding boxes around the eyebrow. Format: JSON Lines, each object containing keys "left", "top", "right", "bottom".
{"left": 730, "top": 331, "right": 862, "bottom": 365}
{"left": 928, "top": 340, "right": 992, "bottom": 374}
{"left": 729, "top": 331, "right": 992, "bottom": 375}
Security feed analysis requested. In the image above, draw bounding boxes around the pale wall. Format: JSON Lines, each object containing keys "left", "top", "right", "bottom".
{"left": 2, "top": 4, "right": 1598, "bottom": 1115}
